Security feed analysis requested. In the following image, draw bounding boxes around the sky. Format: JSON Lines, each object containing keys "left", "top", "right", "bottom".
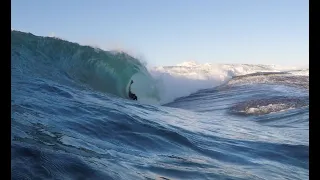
{"left": 11, "top": 0, "right": 308, "bottom": 67}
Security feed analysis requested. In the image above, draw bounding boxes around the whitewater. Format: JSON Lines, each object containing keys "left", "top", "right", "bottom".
{"left": 11, "top": 31, "right": 309, "bottom": 180}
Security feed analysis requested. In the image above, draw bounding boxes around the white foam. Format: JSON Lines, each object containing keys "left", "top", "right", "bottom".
{"left": 287, "top": 69, "right": 309, "bottom": 76}
{"left": 149, "top": 70, "right": 222, "bottom": 104}
{"left": 148, "top": 61, "right": 308, "bottom": 104}
{"left": 242, "top": 104, "right": 295, "bottom": 115}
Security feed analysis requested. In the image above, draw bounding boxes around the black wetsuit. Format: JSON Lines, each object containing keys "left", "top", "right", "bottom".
{"left": 129, "top": 83, "right": 137, "bottom": 100}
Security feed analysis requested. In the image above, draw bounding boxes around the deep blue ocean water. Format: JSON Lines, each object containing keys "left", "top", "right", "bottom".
{"left": 11, "top": 31, "right": 309, "bottom": 180}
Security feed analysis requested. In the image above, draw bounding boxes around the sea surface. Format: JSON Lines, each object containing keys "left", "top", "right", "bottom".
{"left": 11, "top": 31, "right": 309, "bottom": 180}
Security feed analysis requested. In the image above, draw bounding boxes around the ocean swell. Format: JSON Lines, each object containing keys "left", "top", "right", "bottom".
{"left": 11, "top": 31, "right": 159, "bottom": 101}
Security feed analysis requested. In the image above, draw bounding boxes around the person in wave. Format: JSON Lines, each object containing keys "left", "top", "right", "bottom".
{"left": 129, "top": 80, "right": 138, "bottom": 100}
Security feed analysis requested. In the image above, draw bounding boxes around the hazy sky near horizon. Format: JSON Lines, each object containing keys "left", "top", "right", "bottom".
{"left": 12, "top": 0, "right": 308, "bottom": 67}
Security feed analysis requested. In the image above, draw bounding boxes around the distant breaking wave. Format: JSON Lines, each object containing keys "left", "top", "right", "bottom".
{"left": 225, "top": 72, "right": 309, "bottom": 90}
{"left": 150, "top": 61, "right": 308, "bottom": 103}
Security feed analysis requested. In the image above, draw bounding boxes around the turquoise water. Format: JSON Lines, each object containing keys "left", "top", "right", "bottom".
{"left": 11, "top": 31, "right": 309, "bottom": 180}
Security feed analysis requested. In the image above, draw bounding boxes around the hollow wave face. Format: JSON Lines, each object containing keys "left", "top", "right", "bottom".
{"left": 11, "top": 31, "right": 160, "bottom": 103}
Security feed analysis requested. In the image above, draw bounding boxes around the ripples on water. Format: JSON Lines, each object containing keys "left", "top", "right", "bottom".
{"left": 11, "top": 31, "right": 308, "bottom": 180}
{"left": 12, "top": 75, "right": 309, "bottom": 180}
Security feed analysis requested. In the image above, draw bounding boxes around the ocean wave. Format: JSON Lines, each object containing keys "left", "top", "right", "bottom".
{"left": 11, "top": 30, "right": 160, "bottom": 103}
{"left": 12, "top": 31, "right": 308, "bottom": 105}
{"left": 226, "top": 73, "right": 309, "bottom": 90}
{"left": 150, "top": 62, "right": 308, "bottom": 104}
{"left": 11, "top": 31, "right": 309, "bottom": 179}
